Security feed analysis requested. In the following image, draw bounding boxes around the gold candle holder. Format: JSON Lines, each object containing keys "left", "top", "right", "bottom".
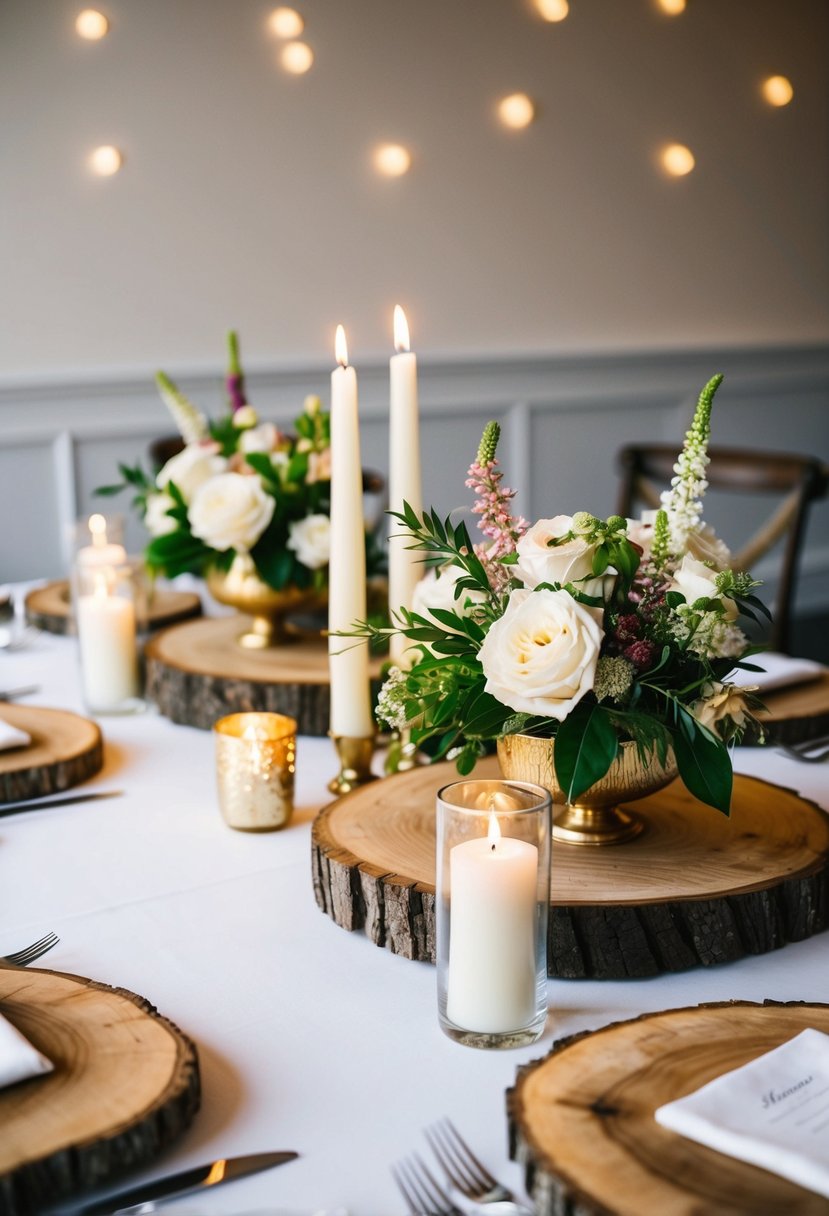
{"left": 328, "top": 734, "right": 379, "bottom": 795}
{"left": 214, "top": 712, "right": 296, "bottom": 832}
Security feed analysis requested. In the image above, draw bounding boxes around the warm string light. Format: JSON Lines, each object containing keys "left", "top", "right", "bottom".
{"left": 533, "top": 0, "right": 569, "bottom": 21}
{"left": 374, "top": 144, "right": 412, "bottom": 177}
{"left": 656, "top": 0, "right": 686, "bottom": 14}
{"left": 762, "top": 75, "right": 794, "bottom": 106}
{"left": 76, "top": 9, "right": 109, "bottom": 39}
{"left": 498, "top": 93, "right": 536, "bottom": 130}
{"left": 89, "top": 145, "right": 122, "bottom": 176}
{"left": 269, "top": 7, "right": 304, "bottom": 38}
{"left": 661, "top": 143, "right": 695, "bottom": 176}
{"left": 280, "top": 41, "right": 313, "bottom": 73}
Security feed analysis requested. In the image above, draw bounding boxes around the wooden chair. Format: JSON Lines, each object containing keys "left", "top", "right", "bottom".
{"left": 616, "top": 445, "right": 828, "bottom": 653}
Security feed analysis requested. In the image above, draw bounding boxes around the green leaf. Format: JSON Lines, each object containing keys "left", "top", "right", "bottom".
{"left": 665, "top": 591, "right": 686, "bottom": 609}
{"left": 553, "top": 701, "right": 618, "bottom": 804}
{"left": 672, "top": 710, "right": 733, "bottom": 815}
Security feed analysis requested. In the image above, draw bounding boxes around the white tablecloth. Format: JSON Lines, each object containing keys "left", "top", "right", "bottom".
{"left": 1, "top": 621, "right": 828, "bottom": 1215}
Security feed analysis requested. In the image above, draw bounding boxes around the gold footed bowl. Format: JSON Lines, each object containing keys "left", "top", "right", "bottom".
{"left": 207, "top": 556, "right": 327, "bottom": 649}
{"left": 497, "top": 733, "right": 678, "bottom": 846}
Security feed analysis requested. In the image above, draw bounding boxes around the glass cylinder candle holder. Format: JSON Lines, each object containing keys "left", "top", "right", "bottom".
{"left": 214, "top": 713, "right": 296, "bottom": 832}
{"left": 437, "top": 778, "right": 551, "bottom": 1049}
{"left": 72, "top": 512, "right": 127, "bottom": 569}
{"left": 72, "top": 558, "right": 142, "bottom": 715}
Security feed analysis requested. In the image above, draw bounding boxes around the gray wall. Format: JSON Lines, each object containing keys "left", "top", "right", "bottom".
{"left": 1, "top": 1, "right": 827, "bottom": 629}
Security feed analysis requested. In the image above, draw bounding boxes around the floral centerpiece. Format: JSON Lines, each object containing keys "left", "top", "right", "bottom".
{"left": 99, "top": 333, "right": 384, "bottom": 643}
{"left": 353, "top": 374, "right": 767, "bottom": 822}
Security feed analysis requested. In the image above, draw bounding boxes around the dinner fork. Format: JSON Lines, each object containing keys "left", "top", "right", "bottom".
{"left": 2, "top": 931, "right": 59, "bottom": 967}
{"left": 425, "top": 1120, "right": 533, "bottom": 1213}
{"left": 392, "top": 1154, "right": 465, "bottom": 1216}
{"left": 779, "top": 733, "right": 829, "bottom": 763}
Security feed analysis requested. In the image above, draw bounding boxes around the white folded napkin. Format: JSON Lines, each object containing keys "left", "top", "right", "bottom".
{"left": 0, "top": 1009, "right": 53, "bottom": 1089}
{"left": 0, "top": 718, "right": 31, "bottom": 752}
{"left": 655, "top": 1028, "right": 829, "bottom": 1198}
{"left": 729, "top": 652, "right": 824, "bottom": 694}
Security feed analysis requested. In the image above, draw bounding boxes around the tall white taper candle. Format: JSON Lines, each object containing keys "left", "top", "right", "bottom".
{"left": 388, "top": 305, "right": 422, "bottom": 667}
{"left": 328, "top": 325, "right": 374, "bottom": 738}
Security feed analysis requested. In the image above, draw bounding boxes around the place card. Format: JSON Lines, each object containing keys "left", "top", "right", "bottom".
{"left": 0, "top": 719, "right": 31, "bottom": 752}
{"left": 655, "top": 1028, "right": 829, "bottom": 1198}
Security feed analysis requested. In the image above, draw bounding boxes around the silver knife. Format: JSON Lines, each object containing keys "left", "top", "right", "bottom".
{"left": 74, "top": 1151, "right": 299, "bottom": 1215}
{"left": 0, "top": 789, "right": 123, "bottom": 818}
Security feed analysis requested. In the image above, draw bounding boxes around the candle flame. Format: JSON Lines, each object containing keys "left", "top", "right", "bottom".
{"left": 487, "top": 809, "right": 501, "bottom": 851}
{"left": 335, "top": 324, "right": 349, "bottom": 368}
{"left": 93, "top": 570, "right": 110, "bottom": 600}
{"left": 393, "top": 304, "right": 410, "bottom": 353}
{"left": 89, "top": 513, "right": 107, "bottom": 547}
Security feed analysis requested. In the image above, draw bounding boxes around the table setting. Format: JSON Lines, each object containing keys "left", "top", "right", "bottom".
{"left": 1, "top": 331, "right": 828, "bottom": 1216}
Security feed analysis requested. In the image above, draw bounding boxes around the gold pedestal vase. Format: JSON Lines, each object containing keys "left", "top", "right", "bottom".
{"left": 496, "top": 733, "right": 678, "bottom": 846}
{"left": 207, "top": 555, "right": 326, "bottom": 649}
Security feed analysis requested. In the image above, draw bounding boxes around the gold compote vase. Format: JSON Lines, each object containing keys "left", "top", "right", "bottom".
{"left": 497, "top": 734, "right": 678, "bottom": 846}
{"left": 207, "top": 554, "right": 326, "bottom": 650}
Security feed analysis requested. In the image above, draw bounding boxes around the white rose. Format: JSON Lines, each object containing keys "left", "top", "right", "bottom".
{"left": 286, "top": 513, "right": 331, "bottom": 569}
{"left": 156, "top": 443, "right": 227, "bottom": 503}
{"left": 685, "top": 524, "right": 731, "bottom": 571}
{"left": 478, "top": 587, "right": 604, "bottom": 720}
{"left": 144, "top": 491, "right": 177, "bottom": 537}
{"left": 188, "top": 472, "right": 275, "bottom": 553}
{"left": 239, "top": 422, "right": 279, "bottom": 454}
{"left": 412, "top": 564, "right": 486, "bottom": 627}
{"left": 516, "top": 515, "right": 612, "bottom": 600}
{"left": 669, "top": 554, "right": 738, "bottom": 620}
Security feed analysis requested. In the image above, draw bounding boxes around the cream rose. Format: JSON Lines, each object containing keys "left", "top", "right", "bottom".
{"left": 478, "top": 587, "right": 604, "bottom": 720}
{"left": 625, "top": 511, "right": 658, "bottom": 561}
{"left": 669, "top": 554, "right": 738, "bottom": 620}
{"left": 287, "top": 513, "right": 331, "bottom": 569}
{"left": 516, "top": 515, "right": 611, "bottom": 598}
{"left": 156, "top": 443, "right": 226, "bottom": 503}
{"left": 188, "top": 472, "right": 275, "bottom": 553}
{"left": 144, "top": 491, "right": 177, "bottom": 537}
{"left": 412, "top": 564, "right": 486, "bottom": 626}
{"left": 685, "top": 524, "right": 731, "bottom": 571}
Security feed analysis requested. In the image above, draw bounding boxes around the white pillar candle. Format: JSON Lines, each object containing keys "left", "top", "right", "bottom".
{"left": 447, "top": 813, "right": 538, "bottom": 1033}
{"left": 76, "top": 576, "right": 139, "bottom": 711}
{"left": 328, "top": 325, "right": 374, "bottom": 738}
{"left": 388, "top": 305, "right": 423, "bottom": 667}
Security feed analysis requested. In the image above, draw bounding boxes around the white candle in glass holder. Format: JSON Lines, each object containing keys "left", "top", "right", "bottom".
{"left": 388, "top": 305, "right": 422, "bottom": 667}
{"left": 447, "top": 811, "right": 538, "bottom": 1033}
{"left": 76, "top": 571, "right": 139, "bottom": 711}
{"left": 328, "top": 325, "right": 373, "bottom": 738}
{"left": 77, "top": 513, "right": 127, "bottom": 569}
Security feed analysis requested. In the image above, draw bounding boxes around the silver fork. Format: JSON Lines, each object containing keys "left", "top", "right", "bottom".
{"left": 425, "top": 1119, "right": 532, "bottom": 1213}
{"left": 2, "top": 931, "right": 59, "bottom": 966}
{"left": 780, "top": 733, "right": 829, "bottom": 763}
{"left": 392, "top": 1154, "right": 465, "bottom": 1216}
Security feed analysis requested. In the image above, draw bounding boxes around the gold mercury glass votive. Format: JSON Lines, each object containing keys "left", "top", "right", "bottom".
{"left": 214, "top": 712, "right": 296, "bottom": 832}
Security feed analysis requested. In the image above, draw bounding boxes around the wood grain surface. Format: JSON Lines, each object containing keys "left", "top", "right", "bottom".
{"left": 145, "top": 615, "right": 382, "bottom": 735}
{"left": 0, "top": 706, "right": 103, "bottom": 804}
{"left": 507, "top": 1000, "right": 829, "bottom": 1216}
{"left": 24, "top": 580, "right": 202, "bottom": 636}
{"left": 312, "top": 757, "right": 829, "bottom": 977}
{"left": 0, "top": 964, "right": 200, "bottom": 1216}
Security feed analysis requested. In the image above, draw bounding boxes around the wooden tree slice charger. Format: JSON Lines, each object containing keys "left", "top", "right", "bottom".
{"left": 312, "top": 757, "right": 829, "bottom": 978}
{"left": 759, "top": 672, "right": 829, "bottom": 745}
{"left": 507, "top": 1000, "right": 829, "bottom": 1216}
{"left": 25, "top": 580, "right": 202, "bottom": 636}
{"left": 145, "top": 615, "right": 383, "bottom": 736}
{"left": 0, "top": 964, "right": 200, "bottom": 1216}
{"left": 0, "top": 706, "right": 103, "bottom": 804}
